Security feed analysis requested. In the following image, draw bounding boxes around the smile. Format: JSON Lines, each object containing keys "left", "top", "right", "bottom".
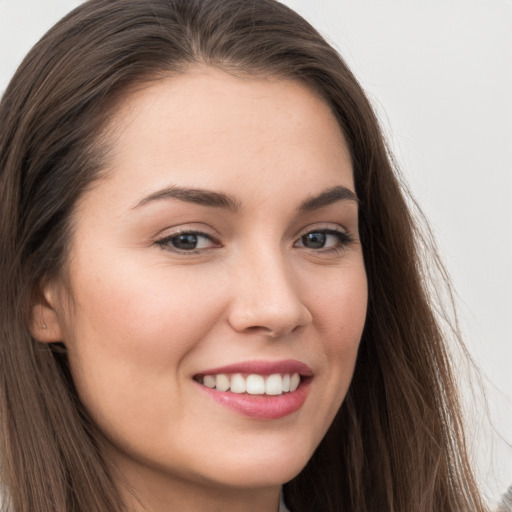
{"left": 194, "top": 372, "right": 301, "bottom": 395}
{"left": 194, "top": 360, "right": 313, "bottom": 419}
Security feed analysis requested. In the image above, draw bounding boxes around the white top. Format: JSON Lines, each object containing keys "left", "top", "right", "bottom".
{"left": 279, "top": 492, "right": 290, "bottom": 512}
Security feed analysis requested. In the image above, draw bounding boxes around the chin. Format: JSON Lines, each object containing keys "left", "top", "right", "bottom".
{"left": 204, "top": 464, "right": 304, "bottom": 490}
{"left": 196, "top": 442, "right": 314, "bottom": 489}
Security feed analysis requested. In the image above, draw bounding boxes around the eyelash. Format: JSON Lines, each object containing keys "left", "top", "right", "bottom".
{"left": 155, "top": 229, "right": 220, "bottom": 254}
{"left": 155, "top": 227, "right": 354, "bottom": 254}
{"left": 294, "top": 229, "right": 354, "bottom": 253}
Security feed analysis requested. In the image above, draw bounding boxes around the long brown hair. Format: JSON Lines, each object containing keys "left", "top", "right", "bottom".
{"left": 0, "top": 0, "right": 487, "bottom": 510}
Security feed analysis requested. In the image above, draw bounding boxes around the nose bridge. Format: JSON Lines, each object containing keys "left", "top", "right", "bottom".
{"left": 228, "top": 243, "right": 312, "bottom": 336}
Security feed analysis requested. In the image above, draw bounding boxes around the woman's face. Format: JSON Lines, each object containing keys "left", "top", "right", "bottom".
{"left": 50, "top": 68, "right": 367, "bottom": 499}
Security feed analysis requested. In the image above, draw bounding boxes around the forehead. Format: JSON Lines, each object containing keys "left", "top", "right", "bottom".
{"left": 93, "top": 66, "right": 353, "bottom": 208}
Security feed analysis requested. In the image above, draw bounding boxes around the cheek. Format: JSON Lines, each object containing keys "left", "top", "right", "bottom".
{"left": 62, "top": 261, "right": 228, "bottom": 417}
{"left": 310, "top": 265, "right": 367, "bottom": 403}
{"left": 67, "top": 260, "right": 224, "bottom": 359}
{"left": 312, "top": 264, "right": 367, "bottom": 353}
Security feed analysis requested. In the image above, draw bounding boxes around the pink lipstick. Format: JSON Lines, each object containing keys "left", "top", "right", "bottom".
{"left": 194, "top": 359, "right": 312, "bottom": 420}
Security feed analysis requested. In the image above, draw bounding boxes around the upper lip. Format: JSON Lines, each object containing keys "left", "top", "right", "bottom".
{"left": 196, "top": 359, "right": 313, "bottom": 377}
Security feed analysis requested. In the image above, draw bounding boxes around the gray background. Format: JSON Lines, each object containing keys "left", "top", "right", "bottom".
{"left": 1, "top": 0, "right": 510, "bottom": 506}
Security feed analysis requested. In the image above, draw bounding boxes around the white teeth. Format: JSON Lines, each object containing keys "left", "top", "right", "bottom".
{"left": 199, "top": 372, "right": 303, "bottom": 395}
{"left": 282, "top": 374, "right": 290, "bottom": 392}
{"left": 215, "top": 374, "right": 230, "bottom": 392}
{"left": 265, "top": 374, "right": 283, "bottom": 395}
{"left": 246, "top": 374, "right": 266, "bottom": 394}
{"left": 203, "top": 375, "right": 216, "bottom": 388}
{"left": 230, "top": 373, "right": 246, "bottom": 394}
{"left": 290, "top": 373, "right": 300, "bottom": 392}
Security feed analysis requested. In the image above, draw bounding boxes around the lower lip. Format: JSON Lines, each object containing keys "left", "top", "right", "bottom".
{"left": 197, "top": 380, "right": 311, "bottom": 420}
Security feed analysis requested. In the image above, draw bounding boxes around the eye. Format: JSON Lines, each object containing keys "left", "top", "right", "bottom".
{"left": 155, "top": 231, "right": 219, "bottom": 252}
{"left": 295, "top": 229, "right": 353, "bottom": 250}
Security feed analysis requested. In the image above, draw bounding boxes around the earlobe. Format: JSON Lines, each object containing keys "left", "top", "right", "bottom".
{"left": 30, "top": 286, "right": 65, "bottom": 343}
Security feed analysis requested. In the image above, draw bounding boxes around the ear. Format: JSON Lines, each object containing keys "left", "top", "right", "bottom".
{"left": 30, "top": 282, "right": 65, "bottom": 343}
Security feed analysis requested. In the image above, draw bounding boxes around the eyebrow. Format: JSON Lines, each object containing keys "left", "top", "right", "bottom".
{"left": 133, "top": 186, "right": 242, "bottom": 212}
{"left": 133, "top": 184, "right": 358, "bottom": 212}
{"left": 298, "top": 185, "right": 359, "bottom": 211}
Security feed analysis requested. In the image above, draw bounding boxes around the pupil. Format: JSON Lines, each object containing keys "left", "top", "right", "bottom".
{"left": 303, "top": 232, "right": 326, "bottom": 249}
{"left": 172, "top": 234, "right": 198, "bottom": 250}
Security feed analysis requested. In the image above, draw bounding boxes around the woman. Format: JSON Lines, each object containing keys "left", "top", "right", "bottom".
{"left": 0, "top": 0, "right": 488, "bottom": 511}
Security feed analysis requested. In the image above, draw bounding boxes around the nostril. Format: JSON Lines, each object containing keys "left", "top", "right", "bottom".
{"left": 226, "top": 271, "right": 313, "bottom": 336}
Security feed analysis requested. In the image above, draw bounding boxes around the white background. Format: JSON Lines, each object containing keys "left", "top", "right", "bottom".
{"left": 1, "top": 0, "right": 510, "bottom": 506}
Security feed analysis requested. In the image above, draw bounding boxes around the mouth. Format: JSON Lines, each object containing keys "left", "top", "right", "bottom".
{"left": 193, "top": 360, "right": 313, "bottom": 419}
{"left": 193, "top": 372, "right": 304, "bottom": 396}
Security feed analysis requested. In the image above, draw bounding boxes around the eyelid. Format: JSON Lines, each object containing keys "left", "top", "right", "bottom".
{"left": 153, "top": 222, "right": 218, "bottom": 239}
{"left": 154, "top": 226, "right": 221, "bottom": 253}
{"left": 294, "top": 223, "right": 351, "bottom": 239}
{"left": 293, "top": 224, "right": 355, "bottom": 250}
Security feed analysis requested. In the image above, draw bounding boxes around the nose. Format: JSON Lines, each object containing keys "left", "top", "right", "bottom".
{"left": 227, "top": 250, "right": 313, "bottom": 338}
